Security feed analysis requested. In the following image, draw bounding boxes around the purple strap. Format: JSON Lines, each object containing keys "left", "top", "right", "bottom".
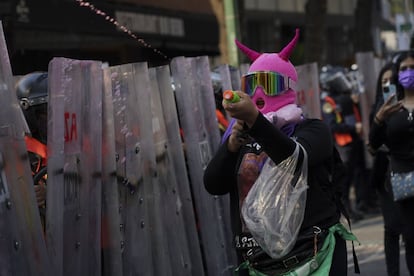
{"left": 220, "top": 118, "right": 297, "bottom": 144}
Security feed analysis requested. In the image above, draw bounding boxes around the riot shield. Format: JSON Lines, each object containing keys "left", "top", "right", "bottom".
{"left": 229, "top": 65, "right": 242, "bottom": 91}
{"left": 152, "top": 64, "right": 206, "bottom": 275}
{"left": 216, "top": 64, "right": 236, "bottom": 122}
{"left": 101, "top": 67, "right": 123, "bottom": 276}
{"left": 47, "top": 57, "right": 103, "bottom": 276}
{"left": 356, "top": 52, "right": 383, "bottom": 169}
{"left": 0, "top": 21, "right": 51, "bottom": 276}
{"left": 170, "top": 56, "right": 237, "bottom": 276}
{"left": 109, "top": 62, "right": 156, "bottom": 276}
{"left": 217, "top": 64, "right": 234, "bottom": 92}
{"left": 239, "top": 63, "right": 250, "bottom": 76}
{"left": 149, "top": 65, "right": 199, "bottom": 275}
{"left": 294, "top": 62, "right": 322, "bottom": 119}
{"left": 355, "top": 52, "right": 381, "bottom": 143}
{"left": 190, "top": 56, "right": 237, "bottom": 272}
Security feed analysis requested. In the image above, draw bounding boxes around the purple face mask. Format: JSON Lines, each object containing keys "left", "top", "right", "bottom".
{"left": 399, "top": 69, "right": 414, "bottom": 89}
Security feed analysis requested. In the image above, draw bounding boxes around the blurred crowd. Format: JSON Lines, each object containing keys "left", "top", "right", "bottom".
{"left": 319, "top": 64, "right": 379, "bottom": 222}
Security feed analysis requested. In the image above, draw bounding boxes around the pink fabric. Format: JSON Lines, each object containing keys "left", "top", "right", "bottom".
{"left": 250, "top": 87, "right": 296, "bottom": 115}
{"left": 279, "top": 28, "right": 300, "bottom": 61}
{"left": 235, "top": 39, "right": 261, "bottom": 61}
{"left": 248, "top": 53, "right": 297, "bottom": 81}
{"left": 236, "top": 28, "right": 301, "bottom": 118}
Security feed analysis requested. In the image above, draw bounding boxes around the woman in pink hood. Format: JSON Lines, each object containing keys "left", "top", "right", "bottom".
{"left": 204, "top": 29, "right": 358, "bottom": 275}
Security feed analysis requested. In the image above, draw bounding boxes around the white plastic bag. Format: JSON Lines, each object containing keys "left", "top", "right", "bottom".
{"left": 241, "top": 142, "right": 308, "bottom": 259}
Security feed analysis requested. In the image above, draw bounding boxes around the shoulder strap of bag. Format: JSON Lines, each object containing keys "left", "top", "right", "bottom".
{"left": 331, "top": 146, "right": 360, "bottom": 274}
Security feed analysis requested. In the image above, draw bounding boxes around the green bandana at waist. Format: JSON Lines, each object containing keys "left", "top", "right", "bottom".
{"left": 236, "top": 223, "right": 359, "bottom": 276}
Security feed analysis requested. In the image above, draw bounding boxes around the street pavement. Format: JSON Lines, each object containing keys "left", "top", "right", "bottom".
{"left": 346, "top": 214, "right": 410, "bottom": 275}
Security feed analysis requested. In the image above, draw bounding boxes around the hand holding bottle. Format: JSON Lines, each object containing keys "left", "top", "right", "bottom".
{"left": 222, "top": 90, "right": 259, "bottom": 128}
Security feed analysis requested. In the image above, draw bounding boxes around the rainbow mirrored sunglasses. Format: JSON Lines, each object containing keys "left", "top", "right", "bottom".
{"left": 241, "top": 71, "right": 291, "bottom": 97}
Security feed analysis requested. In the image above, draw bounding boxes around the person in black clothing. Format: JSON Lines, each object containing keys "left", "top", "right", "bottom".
{"left": 368, "top": 61, "right": 405, "bottom": 276}
{"left": 203, "top": 29, "right": 356, "bottom": 275}
{"left": 369, "top": 51, "right": 414, "bottom": 276}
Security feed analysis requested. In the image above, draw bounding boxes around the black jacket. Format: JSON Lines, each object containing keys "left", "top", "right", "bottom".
{"left": 369, "top": 107, "right": 414, "bottom": 173}
{"left": 203, "top": 113, "right": 341, "bottom": 238}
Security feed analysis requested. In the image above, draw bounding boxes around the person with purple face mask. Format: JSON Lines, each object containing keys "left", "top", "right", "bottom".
{"left": 204, "top": 29, "right": 358, "bottom": 276}
{"left": 368, "top": 62, "right": 406, "bottom": 276}
{"left": 370, "top": 50, "right": 414, "bottom": 276}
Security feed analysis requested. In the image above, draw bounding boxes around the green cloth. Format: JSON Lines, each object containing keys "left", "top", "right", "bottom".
{"left": 235, "top": 223, "right": 359, "bottom": 276}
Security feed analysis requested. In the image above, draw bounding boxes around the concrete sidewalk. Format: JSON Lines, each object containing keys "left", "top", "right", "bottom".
{"left": 346, "top": 214, "right": 410, "bottom": 275}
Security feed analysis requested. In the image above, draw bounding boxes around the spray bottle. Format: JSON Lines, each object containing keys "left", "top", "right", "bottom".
{"left": 223, "top": 90, "right": 240, "bottom": 103}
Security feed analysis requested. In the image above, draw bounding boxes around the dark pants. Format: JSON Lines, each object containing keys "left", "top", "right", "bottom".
{"left": 397, "top": 197, "right": 414, "bottom": 276}
{"left": 379, "top": 186, "right": 403, "bottom": 276}
{"left": 372, "top": 152, "right": 404, "bottom": 276}
{"left": 374, "top": 151, "right": 411, "bottom": 276}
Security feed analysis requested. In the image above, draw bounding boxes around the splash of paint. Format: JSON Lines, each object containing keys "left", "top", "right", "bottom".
{"left": 75, "top": 0, "right": 169, "bottom": 60}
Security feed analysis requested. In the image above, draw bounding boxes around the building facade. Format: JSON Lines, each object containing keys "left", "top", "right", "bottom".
{"left": 0, "top": 0, "right": 398, "bottom": 74}
{"left": 1, "top": 0, "right": 219, "bottom": 75}
{"left": 239, "top": 0, "right": 395, "bottom": 66}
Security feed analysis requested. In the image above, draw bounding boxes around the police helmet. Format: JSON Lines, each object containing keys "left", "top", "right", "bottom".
{"left": 15, "top": 72, "right": 48, "bottom": 143}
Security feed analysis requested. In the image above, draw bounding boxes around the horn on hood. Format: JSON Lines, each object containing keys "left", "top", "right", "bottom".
{"left": 278, "top": 28, "right": 300, "bottom": 61}
{"left": 235, "top": 39, "right": 261, "bottom": 61}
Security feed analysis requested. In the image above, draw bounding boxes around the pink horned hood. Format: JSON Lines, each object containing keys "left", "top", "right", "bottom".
{"left": 235, "top": 28, "right": 299, "bottom": 81}
{"left": 235, "top": 28, "right": 300, "bottom": 115}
